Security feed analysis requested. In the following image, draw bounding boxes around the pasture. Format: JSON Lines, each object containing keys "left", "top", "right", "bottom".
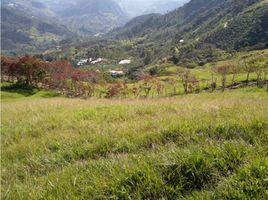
{"left": 1, "top": 87, "right": 268, "bottom": 199}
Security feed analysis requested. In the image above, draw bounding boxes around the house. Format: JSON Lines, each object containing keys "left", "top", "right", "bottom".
{"left": 77, "top": 59, "right": 89, "bottom": 66}
{"left": 91, "top": 58, "right": 108, "bottom": 64}
{"left": 108, "top": 70, "right": 125, "bottom": 77}
{"left": 119, "top": 59, "right": 131, "bottom": 65}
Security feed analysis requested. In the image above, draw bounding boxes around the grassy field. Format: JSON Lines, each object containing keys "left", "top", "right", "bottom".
{"left": 1, "top": 87, "right": 268, "bottom": 199}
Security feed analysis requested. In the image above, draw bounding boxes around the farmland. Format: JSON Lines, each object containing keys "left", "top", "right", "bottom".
{"left": 1, "top": 87, "right": 268, "bottom": 199}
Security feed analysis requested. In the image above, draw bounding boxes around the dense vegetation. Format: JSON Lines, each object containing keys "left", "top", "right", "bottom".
{"left": 2, "top": 49, "right": 267, "bottom": 99}
{"left": 1, "top": 1, "right": 74, "bottom": 55}
{"left": 1, "top": 0, "right": 128, "bottom": 54}
{"left": 106, "top": 0, "right": 268, "bottom": 65}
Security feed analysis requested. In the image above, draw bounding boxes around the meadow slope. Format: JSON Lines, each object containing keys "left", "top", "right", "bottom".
{"left": 1, "top": 88, "right": 268, "bottom": 199}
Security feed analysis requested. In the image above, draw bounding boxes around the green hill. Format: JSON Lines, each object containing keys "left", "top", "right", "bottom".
{"left": 0, "top": 0, "right": 128, "bottom": 55}
{"left": 1, "top": 1, "right": 74, "bottom": 55}
{"left": 108, "top": 0, "right": 268, "bottom": 64}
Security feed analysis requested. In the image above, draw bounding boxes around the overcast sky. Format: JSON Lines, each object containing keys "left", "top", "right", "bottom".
{"left": 21, "top": 0, "right": 189, "bottom": 17}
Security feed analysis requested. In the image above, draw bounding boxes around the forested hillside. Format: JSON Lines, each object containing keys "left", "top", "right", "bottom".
{"left": 111, "top": 0, "right": 267, "bottom": 44}
{"left": 1, "top": 1, "right": 74, "bottom": 55}
{"left": 109, "top": 0, "right": 268, "bottom": 64}
{"left": 1, "top": 0, "right": 128, "bottom": 54}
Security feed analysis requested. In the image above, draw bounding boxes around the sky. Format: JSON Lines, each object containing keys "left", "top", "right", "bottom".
{"left": 5, "top": 0, "right": 189, "bottom": 18}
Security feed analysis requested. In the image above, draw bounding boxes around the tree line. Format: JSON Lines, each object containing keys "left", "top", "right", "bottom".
{"left": 1, "top": 54, "right": 267, "bottom": 99}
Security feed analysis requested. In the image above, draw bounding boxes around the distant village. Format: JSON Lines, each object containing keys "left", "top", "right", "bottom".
{"left": 76, "top": 57, "right": 131, "bottom": 77}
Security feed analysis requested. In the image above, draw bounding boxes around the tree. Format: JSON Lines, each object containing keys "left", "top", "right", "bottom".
{"left": 87, "top": 73, "right": 99, "bottom": 97}
{"left": 229, "top": 63, "right": 239, "bottom": 85}
{"left": 106, "top": 83, "right": 123, "bottom": 98}
{"left": 149, "top": 66, "right": 160, "bottom": 76}
{"left": 120, "top": 82, "right": 129, "bottom": 98}
{"left": 177, "top": 69, "right": 196, "bottom": 94}
{"left": 48, "top": 60, "right": 73, "bottom": 90}
{"left": 132, "top": 84, "right": 141, "bottom": 98}
{"left": 240, "top": 58, "right": 255, "bottom": 85}
{"left": 210, "top": 65, "right": 217, "bottom": 91}
{"left": 144, "top": 50, "right": 153, "bottom": 65}
{"left": 154, "top": 80, "right": 164, "bottom": 97}
{"left": 138, "top": 74, "right": 154, "bottom": 97}
{"left": 188, "top": 77, "right": 200, "bottom": 93}
{"left": 214, "top": 64, "right": 231, "bottom": 91}
{"left": 246, "top": 56, "right": 266, "bottom": 87}
{"left": 71, "top": 69, "right": 96, "bottom": 96}
{"left": 166, "top": 78, "right": 178, "bottom": 95}
{"left": 16, "top": 55, "right": 46, "bottom": 86}
{"left": 1, "top": 55, "right": 18, "bottom": 82}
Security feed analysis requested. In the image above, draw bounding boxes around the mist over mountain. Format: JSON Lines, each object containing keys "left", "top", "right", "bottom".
{"left": 36, "top": 0, "right": 128, "bottom": 36}
{"left": 53, "top": 0, "right": 128, "bottom": 36}
{"left": 143, "top": 0, "right": 189, "bottom": 15}
{"left": 115, "top": 0, "right": 189, "bottom": 17}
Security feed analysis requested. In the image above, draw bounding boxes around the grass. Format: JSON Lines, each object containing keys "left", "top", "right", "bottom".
{"left": 159, "top": 49, "right": 268, "bottom": 88}
{"left": 1, "top": 87, "right": 268, "bottom": 199}
{"left": 1, "top": 82, "right": 60, "bottom": 101}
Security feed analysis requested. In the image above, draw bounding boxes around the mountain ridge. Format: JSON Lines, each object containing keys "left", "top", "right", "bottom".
{"left": 56, "top": 0, "right": 128, "bottom": 36}
{"left": 1, "top": 0, "right": 128, "bottom": 54}
{"left": 108, "top": 0, "right": 268, "bottom": 64}
{"left": 1, "top": 2, "right": 74, "bottom": 55}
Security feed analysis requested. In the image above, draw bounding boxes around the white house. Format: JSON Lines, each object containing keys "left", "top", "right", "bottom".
{"left": 91, "top": 58, "right": 107, "bottom": 64}
{"left": 119, "top": 59, "right": 131, "bottom": 65}
{"left": 108, "top": 70, "right": 125, "bottom": 77}
{"left": 77, "top": 59, "right": 89, "bottom": 66}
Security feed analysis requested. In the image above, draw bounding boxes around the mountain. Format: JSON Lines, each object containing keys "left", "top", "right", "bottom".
{"left": 1, "top": 0, "right": 74, "bottom": 55}
{"left": 2, "top": 0, "right": 268, "bottom": 61}
{"left": 109, "top": 13, "right": 162, "bottom": 39}
{"left": 1, "top": 0, "right": 56, "bottom": 20}
{"left": 144, "top": 0, "right": 189, "bottom": 15}
{"left": 50, "top": 0, "right": 128, "bottom": 36}
{"left": 1, "top": 0, "right": 129, "bottom": 54}
{"left": 115, "top": 0, "right": 158, "bottom": 17}
{"left": 109, "top": 0, "right": 268, "bottom": 63}
{"left": 115, "top": 0, "right": 189, "bottom": 17}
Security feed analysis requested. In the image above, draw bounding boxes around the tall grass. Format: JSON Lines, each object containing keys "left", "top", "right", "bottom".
{"left": 1, "top": 88, "right": 268, "bottom": 199}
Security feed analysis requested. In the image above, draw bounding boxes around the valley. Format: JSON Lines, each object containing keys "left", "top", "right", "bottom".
{"left": 1, "top": 0, "right": 268, "bottom": 199}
